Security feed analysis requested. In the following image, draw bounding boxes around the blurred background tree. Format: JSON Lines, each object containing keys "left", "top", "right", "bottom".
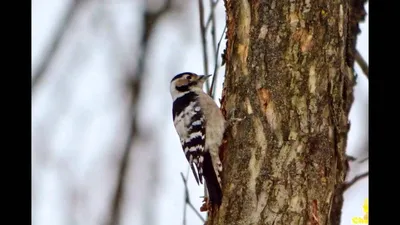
{"left": 32, "top": 1, "right": 368, "bottom": 225}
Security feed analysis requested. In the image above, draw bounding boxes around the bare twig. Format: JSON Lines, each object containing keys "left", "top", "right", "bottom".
{"left": 209, "top": 0, "right": 218, "bottom": 61}
{"left": 346, "top": 155, "right": 357, "bottom": 162}
{"left": 108, "top": 1, "right": 172, "bottom": 225}
{"left": 343, "top": 171, "right": 369, "bottom": 191}
{"left": 359, "top": 157, "right": 368, "bottom": 163}
{"left": 205, "top": 0, "right": 220, "bottom": 31}
{"left": 355, "top": 49, "right": 368, "bottom": 78}
{"left": 32, "top": 0, "right": 84, "bottom": 94}
{"left": 207, "top": 0, "right": 217, "bottom": 98}
{"left": 198, "top": 0, "right": 210, "bottom": 92}
{"left": 328, "top": 171, "right": 368, "bottom": 225}
{"left": 209, "top": 25, "right": 226, "bottom": 98}
{"left": 346, "top": 155, "right": 368, "bottom": 164}
{"left": 182, "top": 167, "right": 190, "bottom": 225}
{"left": 181, "top": 172, "right": 206, "bottom": 223}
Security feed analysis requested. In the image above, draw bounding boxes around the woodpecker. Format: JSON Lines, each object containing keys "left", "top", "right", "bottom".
{"left": 170, "top": 72, "right": 226, "bottom": 206}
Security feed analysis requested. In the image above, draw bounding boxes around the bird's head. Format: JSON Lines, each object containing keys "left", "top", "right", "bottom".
{"left": 170, "top": 72, "right": 211, "bottom": 99}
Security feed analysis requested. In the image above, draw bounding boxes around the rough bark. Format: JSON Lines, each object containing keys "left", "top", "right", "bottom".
{"left": 207, "top": 0, "right": 365, "bottom": 224}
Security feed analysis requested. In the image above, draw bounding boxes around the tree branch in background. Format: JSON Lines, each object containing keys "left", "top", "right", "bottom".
{"left": 343, "top": 171, "right": 369, "bottom": 191}
{"left": 182, "top": 168, "right": 189, "bottom": 225}
{"left": 346, "top": 155, "right": 368, "bottom": 164}
{"left": 355, "top": 49, "right": 369, "bottom": 78}
{"left": 346, "top": 155, "right": 357, "bottom": 162}
{"left": 198, "top": 0, "right": 210, "bottom": 92}
{"left": 359, "top": 157, "right": 368, "bottom": 163}
{"left": 209, "top": 25, "right": 226, "bottom": 98}
{"left": 32, "top": 0, "right": 84, "bottom": 94}
{"left": 208, "top": 0, "right": 218, "bottom": 66}
{"left": 205, "top": 0, "right": 220, "bottom": 31}
{"left": 181, "top": 172, "right": 206, "bottom": 224}
{"left": 209, "top": 0, "right": 218, "bottom": 93}
{"left": 107, "top": 1, "right": 172, "bottom": 225}
{"left": 348, "top": 0, "right": 367, "bottom": 79}
{"left": 328, "top": 171, "right": 368, "bottom": 225}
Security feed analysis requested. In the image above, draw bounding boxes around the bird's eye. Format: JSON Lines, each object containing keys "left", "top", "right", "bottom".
{"left": 186, "top": 76, "right": 192, "bottom": 80}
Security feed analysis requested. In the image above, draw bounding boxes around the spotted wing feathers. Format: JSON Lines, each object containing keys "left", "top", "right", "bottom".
{"left": 173, "top": 93, "right": 205, "bottom": 185}
{"left": 182, "top": 111, "right": 205, "bottom": 185}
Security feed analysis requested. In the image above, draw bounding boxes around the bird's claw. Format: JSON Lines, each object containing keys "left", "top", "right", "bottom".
{"left": 200, "top": 197, "right": 210, "bottom": 212}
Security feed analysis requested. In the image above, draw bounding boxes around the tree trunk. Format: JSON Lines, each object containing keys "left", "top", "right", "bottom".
{"left": 208, "top": 0, "right": 365, "bottom": 224}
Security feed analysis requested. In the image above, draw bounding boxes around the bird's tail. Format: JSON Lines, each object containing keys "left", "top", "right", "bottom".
{"left": 203, "top": 151, "right": 222, "bottom": 206}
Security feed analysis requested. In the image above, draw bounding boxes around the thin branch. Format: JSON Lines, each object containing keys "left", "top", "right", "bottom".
{"left": 355, "top": 49, "right": 368, "bottom": 78}
{"left": 343, "top": 171, "right": 369, "bottom": 191}
{"left": 205, "top": 0, "right": 220, "bottom": 31}
{"left": 182, "top": 166, "right": 190, "bottom": 225}
{"left": 207, "top": 0, "right": 217, "bottom": 97}
{"left": 209, "top": 25, "right": 226, "bottom": 98}
{"left": 209, "top": 0, "right": 218, "bottom": 63}
{"left": 198, "top": 0, "right": 210, "bottom": 92}
{"left": 328, "top": 171, "right": 368, "bottom": 225}
{"left": 32, "top": 0, "right": 84, "bottom": 94}
{"left": 107, "top": 1, "right": 172, "bottom": 225}
{"left": 181, "top": 172, "right": 206, "bottom": 223}
{"left": 346, "top": 155, "right": 357, "bottom": 162}
{"left": 359, "top": 157, "right": 368, "bottom": 164}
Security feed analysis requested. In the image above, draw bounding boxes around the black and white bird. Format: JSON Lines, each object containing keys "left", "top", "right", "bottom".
{"left": 170, "top": 72, "right": 226, "bottom": 206}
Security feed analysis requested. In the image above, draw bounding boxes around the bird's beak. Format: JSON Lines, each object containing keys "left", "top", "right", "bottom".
{"left": 198, "top": 74, "right": 212, "bottom": 81}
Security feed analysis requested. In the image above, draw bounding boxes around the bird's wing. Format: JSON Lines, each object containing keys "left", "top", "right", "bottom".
{"left": 174, "top": 105, "right": 206, "bottom": 185}
{"left": 183, "top": 107, "right": 206, "bottom": 185}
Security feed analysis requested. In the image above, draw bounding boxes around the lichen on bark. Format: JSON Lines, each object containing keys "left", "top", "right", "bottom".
{"left": 207, "top": 0, "right": 365, "bottom": 224}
